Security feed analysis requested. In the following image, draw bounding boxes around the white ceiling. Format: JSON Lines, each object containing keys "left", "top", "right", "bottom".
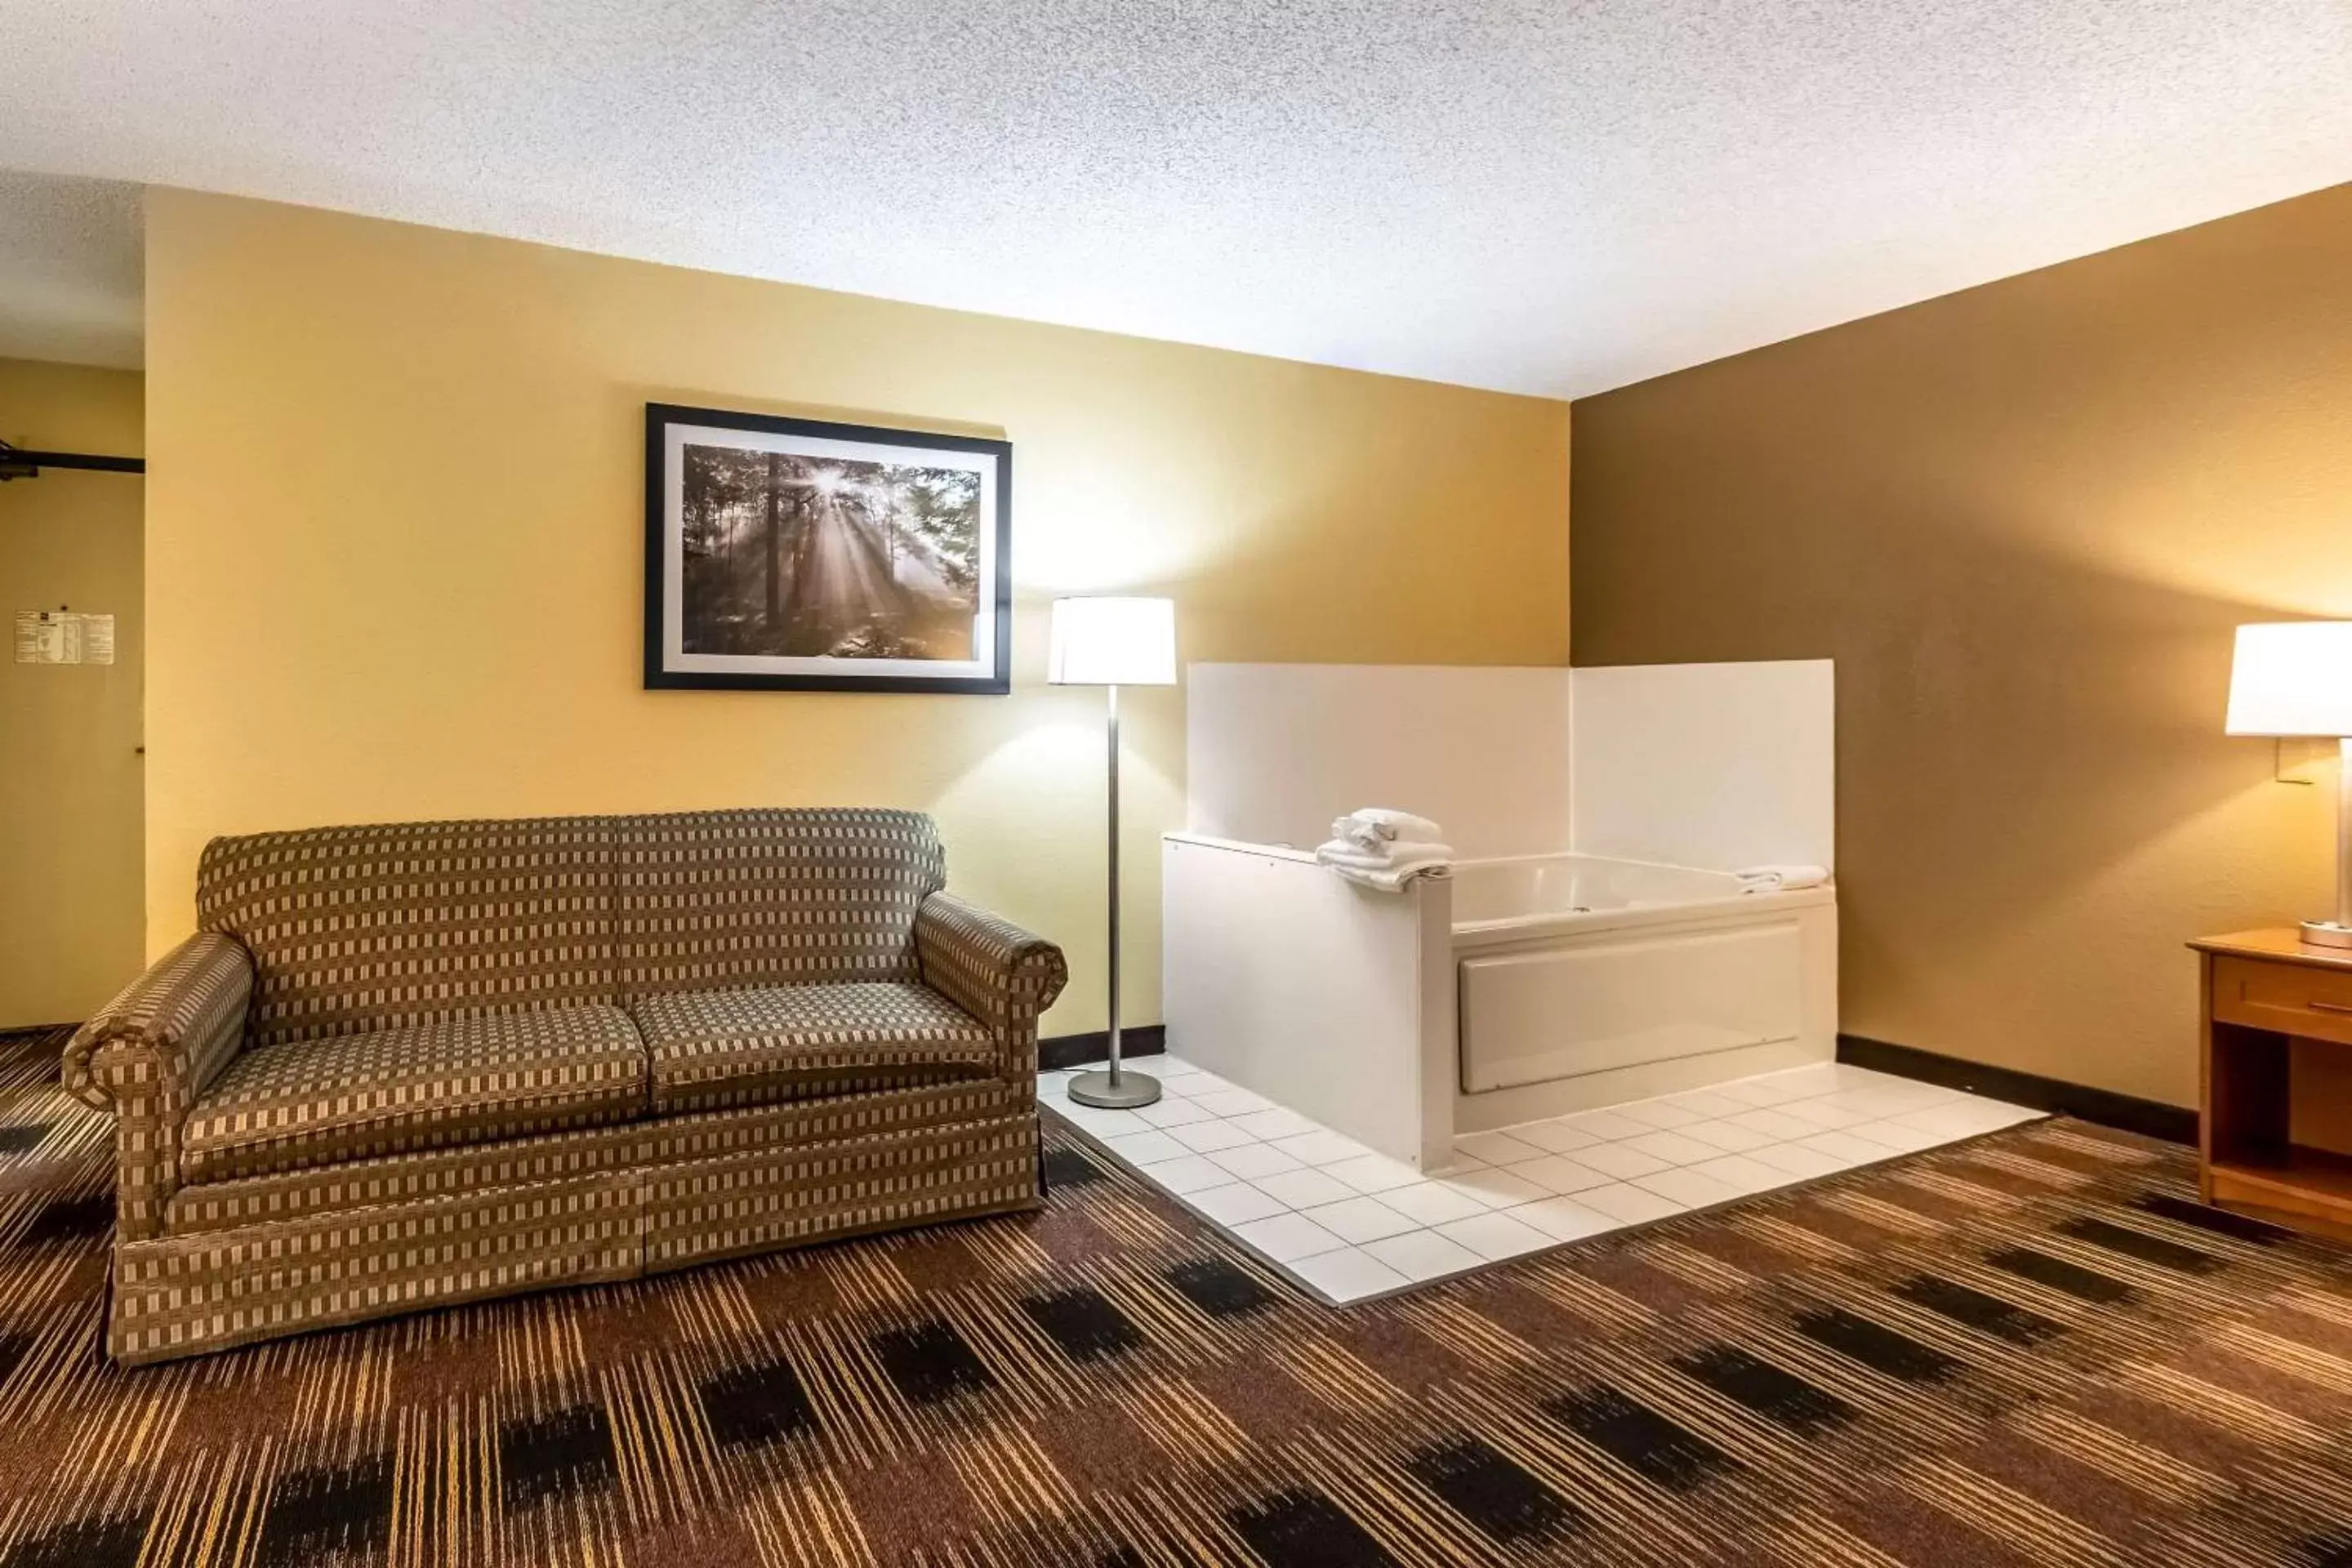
{"left": 2, "top": 1, "right": 2347, "bottom": 396}
{"left": 0, "top": 169, "right": 142, "bottom": 370}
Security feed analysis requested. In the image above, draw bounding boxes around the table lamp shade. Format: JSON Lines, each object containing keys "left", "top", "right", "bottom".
{"left": 2229, "top": 621, "right": 2352, "bottom": 950}
{"left": 1047, "top": 596, "right": 1177, "bottom": 687}
{"left": 2225, "top": 623, "right": 2352, "bottom": 738}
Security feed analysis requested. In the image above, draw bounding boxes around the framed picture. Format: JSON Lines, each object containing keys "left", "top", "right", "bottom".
{"left": 644, "top": 403, "right": 1012, "bottom": 693}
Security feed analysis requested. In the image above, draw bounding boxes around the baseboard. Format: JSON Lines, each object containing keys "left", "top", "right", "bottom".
{"left": 1040, "top": 1025, "right": 1166, "bottom": 1072}
{"left": 1837, "top": 1033, "right": 2196, "bottom": 1145}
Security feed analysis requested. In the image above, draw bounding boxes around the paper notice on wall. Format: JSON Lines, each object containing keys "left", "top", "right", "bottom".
{"left": 13, "top": 610, "right": 115, "bottom": 666}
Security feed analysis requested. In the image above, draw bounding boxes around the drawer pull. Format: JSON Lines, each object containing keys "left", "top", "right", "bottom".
{"left": 2311, "top": 999, "right": 2352, "bottom": 1016}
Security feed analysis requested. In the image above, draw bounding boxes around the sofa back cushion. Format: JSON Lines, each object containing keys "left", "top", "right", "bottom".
{"left": 617, "top": 808, "right": 943, "bottom": 996}
{"left": 198, "top": 817, "right": 619, "bottom": 1048}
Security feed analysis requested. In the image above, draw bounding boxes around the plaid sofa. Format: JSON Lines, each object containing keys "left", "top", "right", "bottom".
{"left": 61, "top": 808, "right": 1067, "bottom": 1365}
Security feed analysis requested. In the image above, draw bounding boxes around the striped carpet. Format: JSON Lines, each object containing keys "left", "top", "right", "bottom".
{"left": 3, "top": 1027, "right": 2351, "bottom": 1566}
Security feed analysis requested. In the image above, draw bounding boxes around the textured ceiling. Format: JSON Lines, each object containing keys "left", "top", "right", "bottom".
{"left": 0, "top": 170, "right": 142, "bottom": 369}
{"left": 3, "top": 1, "right": 2348, "bottom": 395}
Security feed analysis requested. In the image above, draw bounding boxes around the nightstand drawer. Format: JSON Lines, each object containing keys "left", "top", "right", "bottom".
{"left": 2213, "top": 956, "right": 2352, "bottom": 1047}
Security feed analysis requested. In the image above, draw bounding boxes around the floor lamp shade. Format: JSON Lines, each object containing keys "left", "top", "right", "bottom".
{"left": 2226, "top": 621, "right": 2352, "bottom": 948}
{"left": 1049, "top": 596, "right": 1176, "bottom": 1108}
{"left": 1047, "top": 597, "right": 1177, "bottom": 687}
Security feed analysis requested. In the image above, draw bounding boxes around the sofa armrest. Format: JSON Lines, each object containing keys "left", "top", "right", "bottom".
{"left": 60, "top": 931, "right": 253, "bottom": 1241}
{"left": 915, "top": 893, "right": 1068, "bottom": 1085}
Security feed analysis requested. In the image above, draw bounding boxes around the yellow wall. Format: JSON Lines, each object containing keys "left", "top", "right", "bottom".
{"left": 144, "top": 189, "right": 1570, "bottom": 1033}
{"left": 1570, "top": 183, "right": 2352, "bottom": 1108}
{"left": 0, "top": 357, "right": 145, "bottom": 1027}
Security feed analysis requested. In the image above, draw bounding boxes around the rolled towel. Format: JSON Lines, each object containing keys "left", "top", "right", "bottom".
{"left": 1735, "top": 863, "right": 1830, "bottom": 893}
{"left": 1330, "top": 808, "right": 1446, "bottom": 852}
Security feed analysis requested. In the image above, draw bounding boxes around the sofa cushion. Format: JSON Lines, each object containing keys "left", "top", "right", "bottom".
{"left": 198, "top": 815, "right": 618, "bottom": 1049}
{"left": 633, "top": 982, "right": 997, "bottom": 1114}
{"left": 180, "top": 1004, "right": 648, "bottom": 1183}
{"left": 617, "top": 809, "right": 944, "bottom": 996}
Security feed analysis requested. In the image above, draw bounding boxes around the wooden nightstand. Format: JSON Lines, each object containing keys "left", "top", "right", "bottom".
{"left": 2192, "top": 929, "right": 2352, "bottom": 1240}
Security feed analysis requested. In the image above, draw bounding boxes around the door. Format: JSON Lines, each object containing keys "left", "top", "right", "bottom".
{"left": 0, "top": 357, "right": 144, "bottom": 1029}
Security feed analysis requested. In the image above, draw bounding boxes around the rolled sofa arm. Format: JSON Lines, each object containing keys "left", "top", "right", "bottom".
{"left": 915, "top": 892, "right": 1069, "bottom": 1082}
{"left": 61, "top": 931, "right": 253, "bottom": 1241}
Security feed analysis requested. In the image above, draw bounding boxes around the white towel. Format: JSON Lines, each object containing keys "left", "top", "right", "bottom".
{"left": 1735, "top": 863, "right": 1830, "bottom": 893}
{"left": 1315, "top": 842, "right": 1458, "bottom": 871}
{"left": 1315, "top": 838, "right": 1455, "bottom": 892}
{"left": 1330, "top": 808, "right": 1446, "bottom": 853}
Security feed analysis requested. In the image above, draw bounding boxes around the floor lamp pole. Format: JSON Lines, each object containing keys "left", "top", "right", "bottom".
{"left": 1068, "top": 681, "right": 1160, "bottom": 1107}
{"left": 1108, "top": 680, "right": 1122, "bottom": 1074}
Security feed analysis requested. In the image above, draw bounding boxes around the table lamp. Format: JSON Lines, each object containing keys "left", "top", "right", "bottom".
{"left": 2226, "top": 621, "right": 2352, "bottom": 948}
{"left": 1048, "top": 596, "right": 1177, "bottom": 1107}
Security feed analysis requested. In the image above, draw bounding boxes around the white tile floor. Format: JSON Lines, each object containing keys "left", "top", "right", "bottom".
{"left": 1041, "top": 1055, "right": 2044, "bottom": 1304}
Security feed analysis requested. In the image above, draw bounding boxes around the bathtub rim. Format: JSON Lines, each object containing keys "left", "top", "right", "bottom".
{"left": 1155, "top": 834, "right": 1835, "bottom": 951}
{"left": 1450, "top": 850, "right": 1833, "bottom": 951}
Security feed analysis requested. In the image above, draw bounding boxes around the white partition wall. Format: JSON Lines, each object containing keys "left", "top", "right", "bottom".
{"left": 1161, "top": 835, "right": 1455, "bottom": 1169}
{"left": 1186, "top": 663, "right": 1574, "bottom": 855}
{"left": 1569, "top": 659, "right": 1835, "bottom": 873}
{"left": 1187, "top": 658, "right": 1833, "bottom": 872}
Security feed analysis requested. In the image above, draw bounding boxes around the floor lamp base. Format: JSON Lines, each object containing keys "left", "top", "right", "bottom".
{"left": 1067, "top": 1067, "right": 1161, "bottom": 1109}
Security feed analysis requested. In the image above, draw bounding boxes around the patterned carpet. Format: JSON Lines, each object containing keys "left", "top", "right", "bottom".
{"left": 5, "top": 1025, "right": 2352, "bottom": 1567}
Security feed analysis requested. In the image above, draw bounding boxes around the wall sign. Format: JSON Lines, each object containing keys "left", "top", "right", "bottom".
{"left": 13, "top": 610, "right": 114, "bottom": 665}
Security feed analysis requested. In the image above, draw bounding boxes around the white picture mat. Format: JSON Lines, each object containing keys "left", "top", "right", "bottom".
{"left": 660, "top": 422, "right": 999, "bottom": 679}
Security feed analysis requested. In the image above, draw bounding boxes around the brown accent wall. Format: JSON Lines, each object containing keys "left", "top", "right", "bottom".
{"left": 1570, "top": 183, "right": 2352, "bottom": 1109}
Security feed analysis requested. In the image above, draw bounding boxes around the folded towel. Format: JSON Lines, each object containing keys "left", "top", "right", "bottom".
{"left": 1316, "top": 837, "right": 1455, "bottom": 893}
{"left": 1325, "top": 862, "right": 1452, "bottom": 893}
{"left": 1326, "top": 841, "right": 1449, "bottom": 889}
{"left": 1735, "top": 863, "right": 1830, "bottom": 893}
{"left": 1330, "top": 808, "right": 1446, "bottom": 852}
{"left": 1314, "top": 841, "right": 1458, "bottom": 871}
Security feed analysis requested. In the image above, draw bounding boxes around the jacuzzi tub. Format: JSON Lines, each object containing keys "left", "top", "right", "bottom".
{"left": 1160, "top": 831, "right": 1838, "bottom": 1165}
{"left": 1449, "top": 853, "right": 1836, "bottom": 1107}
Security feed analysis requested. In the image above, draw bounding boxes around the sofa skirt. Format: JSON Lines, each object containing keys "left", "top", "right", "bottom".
{"left": 109, "top": 1102, "right": 1040, "bottom": 1365}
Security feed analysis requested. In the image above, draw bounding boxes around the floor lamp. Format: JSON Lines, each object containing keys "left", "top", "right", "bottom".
{"left": 1049, "top": 596, "right": 1176, "bottom": 1109}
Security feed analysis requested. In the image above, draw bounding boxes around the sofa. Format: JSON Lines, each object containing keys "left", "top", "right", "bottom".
{"left": 62, "top": 807, "right": 1067, "bottom": 1364}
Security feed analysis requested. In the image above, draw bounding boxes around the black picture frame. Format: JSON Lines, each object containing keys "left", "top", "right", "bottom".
{"left": 644, "top": 403, "right": 1013, "bottom": 694}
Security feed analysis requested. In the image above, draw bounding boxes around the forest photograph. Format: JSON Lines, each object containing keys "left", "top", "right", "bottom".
{"left": 646, "top": 407, "right": 1011, "bottom": 693}
{"left": 678, "top": 443, "right": 982, "bottom": 662}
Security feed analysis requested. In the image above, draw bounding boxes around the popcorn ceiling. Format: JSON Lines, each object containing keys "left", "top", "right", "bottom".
{"left": 0, "top": 169, "right": 143, "bottom": 369}
{"left": 2, "top": 0, "right": 2346, "bottom": 394}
